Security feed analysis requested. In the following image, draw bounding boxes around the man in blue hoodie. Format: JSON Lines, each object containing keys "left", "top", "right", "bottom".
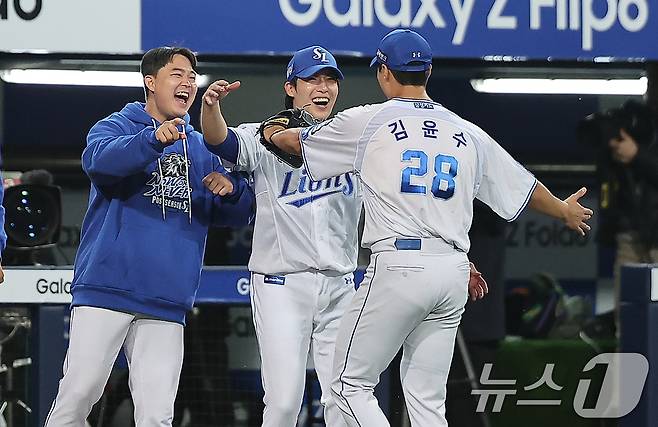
{"left": 45, "top": 47, "right": 255, "bottom": 427}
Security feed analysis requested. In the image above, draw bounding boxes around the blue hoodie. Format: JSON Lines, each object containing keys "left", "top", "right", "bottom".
{"left": 72, "top": 102, "right": 255, "bottom": 324}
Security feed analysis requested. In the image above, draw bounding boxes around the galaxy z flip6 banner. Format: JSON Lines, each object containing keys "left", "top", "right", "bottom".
{"left": 1, "top": 0, "right": 656, "bottom": 59}
{"left": 142, "top": 0, "right": 657, "bottom": 60}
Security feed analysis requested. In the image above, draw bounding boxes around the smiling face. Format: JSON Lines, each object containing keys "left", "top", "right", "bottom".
{"left": 285, "top": 70, "right": 339, "bottom": 120}
{"left": 144, "top": 54, "right": 198, "bottom": 122}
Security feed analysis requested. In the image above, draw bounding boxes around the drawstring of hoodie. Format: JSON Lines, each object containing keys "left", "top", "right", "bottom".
{"left": 153, "top": 119, "right": 167, "bottom": 221}
{"left": 180, "top": 126, "right": 192, "bottom": 224}
{"left": 152, "top": 119, "right": 192, "bottom": 224}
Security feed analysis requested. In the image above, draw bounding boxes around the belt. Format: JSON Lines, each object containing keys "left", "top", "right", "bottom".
{"left": 395, "top": 238, "right": 422, "bottom": 250}
{"left": 370, "top": 237, "right": 462, "bottom": 254}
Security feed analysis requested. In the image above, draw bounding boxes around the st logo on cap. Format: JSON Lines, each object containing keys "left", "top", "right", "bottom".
{"left": 286, "top": 46, "right": 345, "bottom": 82}
{"left": 370, "top": 29, "right": 432, "bottom": 72}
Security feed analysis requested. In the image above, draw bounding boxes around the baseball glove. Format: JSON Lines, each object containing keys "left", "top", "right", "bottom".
{"left": 258, "top": 108, "right": 318, "bottom": 168}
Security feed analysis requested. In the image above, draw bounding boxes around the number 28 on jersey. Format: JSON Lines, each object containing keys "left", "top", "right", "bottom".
{"left": 389, "top": 118, "right": 465, "bottom": 201}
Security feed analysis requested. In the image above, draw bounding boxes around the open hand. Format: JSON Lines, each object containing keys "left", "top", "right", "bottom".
{"left": 562, "top": 187, "right": 593, "bottom": 236}
{"left": 468, "top": 262, "right": 488, "bottom": 301}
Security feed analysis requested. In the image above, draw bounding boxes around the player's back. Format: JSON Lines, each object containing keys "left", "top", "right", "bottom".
{"left": 358, "top": 98, "right": 479, "bottom": 251}
{"left": 300, "top": 98, "right": 535, "bottom": 253}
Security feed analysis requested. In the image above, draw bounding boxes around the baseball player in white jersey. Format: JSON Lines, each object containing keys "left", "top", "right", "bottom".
{"left": 261, "top": 29, "right": 592, "bottom": 426}
{"left": 200, "top": 47, "right": 360, "bottom": 426}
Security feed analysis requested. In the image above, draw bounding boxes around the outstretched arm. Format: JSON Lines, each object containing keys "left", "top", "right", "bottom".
{"left": 529, "top": 183, "right": 592, "bottom": 236}
{"left": 200, "top": 80, "right": 241, "bottom": 145}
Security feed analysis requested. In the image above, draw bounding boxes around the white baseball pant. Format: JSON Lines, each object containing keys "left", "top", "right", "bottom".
{"left": 44, "top": 306, "right": 184, "bottom": 427}
{"left": 250, "top": 271, "right": 356, "bottom": 427}
{"left": 331, "top": 238, "right": 469, "bottom": 426}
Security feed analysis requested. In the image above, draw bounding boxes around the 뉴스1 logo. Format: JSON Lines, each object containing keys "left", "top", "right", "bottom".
{"left": 472, "top": 353, "right": 648, "bottom": 418}
{"left": 1, "top": 0, "right": 42, "bottom": 20}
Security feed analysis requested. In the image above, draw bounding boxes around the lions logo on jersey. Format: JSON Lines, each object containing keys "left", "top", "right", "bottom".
{"left": 143, "top": 153, "right": 192, "bottom": 212}
{"left": 278, "top": 168, "right": 355, "bottom": 208}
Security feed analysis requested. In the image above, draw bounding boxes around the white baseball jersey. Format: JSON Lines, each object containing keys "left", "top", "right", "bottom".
{"left": 229, "top": 123, "right": 362, "bottom": 274}
{"left": 300, "top": 98, "right": 537, "bottom": 252}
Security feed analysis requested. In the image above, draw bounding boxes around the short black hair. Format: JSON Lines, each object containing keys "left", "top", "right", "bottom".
{"left": 379, "top": 63, "right": 430, "bottom": 86}
{"left": 140, "top": 46, "right": 197, "bottom": 99}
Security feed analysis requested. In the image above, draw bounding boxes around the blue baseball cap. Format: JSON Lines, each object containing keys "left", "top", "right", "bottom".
{"left": 370, "top": 29, "right": 432, "bottom": 72}
{"left": 286, "top": 46, "right": 344, "bottom": 82}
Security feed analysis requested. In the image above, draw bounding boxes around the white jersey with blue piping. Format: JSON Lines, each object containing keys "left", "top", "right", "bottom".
{"left": 229, "top": 122, "right": 362, "bottom": 275}
{"left": 300, "top": 98, "right": 537, "bottom": 252}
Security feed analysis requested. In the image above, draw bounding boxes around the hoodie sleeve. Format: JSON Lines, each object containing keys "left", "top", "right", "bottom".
{"left": 82, "top": 116, "right": 164, "bottom": 185}
{"left": 209, "top": 161, "right": 255, "bottom": 228}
